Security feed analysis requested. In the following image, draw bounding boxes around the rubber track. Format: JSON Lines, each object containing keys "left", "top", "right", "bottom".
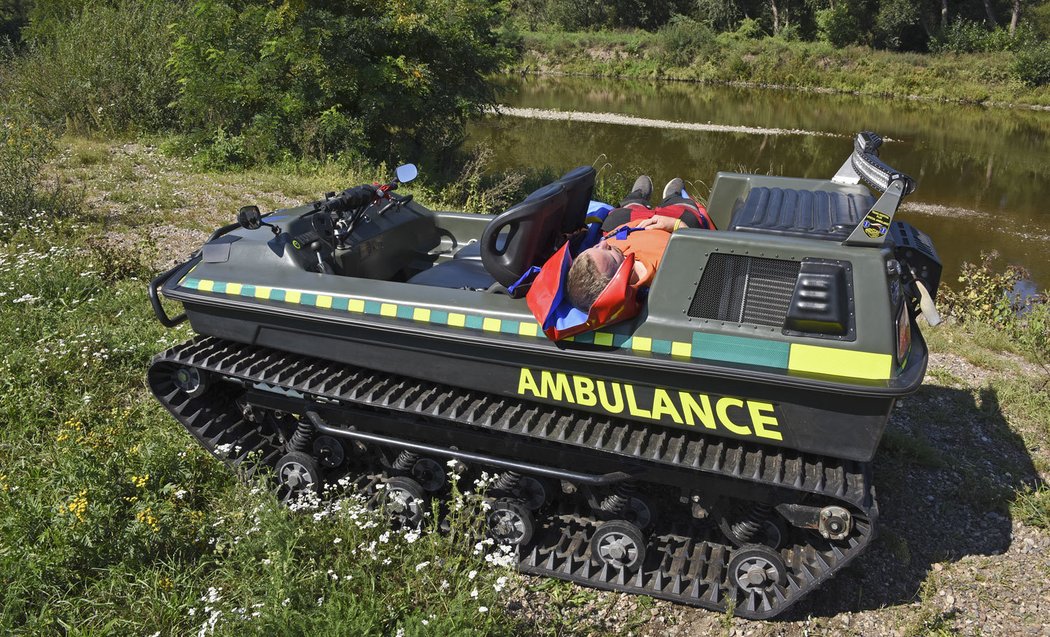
{"left": 149, "top": 336, "right": 877, "bottom": 619}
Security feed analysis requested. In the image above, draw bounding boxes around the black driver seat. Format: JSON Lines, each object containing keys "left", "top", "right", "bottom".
{"left": 408, "top": 182, "right": 569, "bottom": 292}
{"left": 452, "top": 165, "right": 595, "bottom": 262}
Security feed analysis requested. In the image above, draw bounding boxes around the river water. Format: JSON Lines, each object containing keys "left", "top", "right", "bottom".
{"left": 467, "top": 76, "right": 1050, "bottom": 289}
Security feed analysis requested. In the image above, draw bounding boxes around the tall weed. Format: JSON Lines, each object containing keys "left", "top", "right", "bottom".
{"left": 939, "top": 251, "right": 1049, "bottom": 366}
{"left": 0, "top": 111, "right": 79, "bottom": 233}
{"left": 6, "top": 0, "right": 182, "bottom": 134}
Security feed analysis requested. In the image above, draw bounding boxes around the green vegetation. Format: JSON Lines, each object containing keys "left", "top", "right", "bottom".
{"left": 517, "top": 28, "right": 1050, "bottom": 106}
{"left": 509, "top": 0, "right": 1050, "bottom": 54}
{"left": 1, "top": 0, "right": 515, "bottom": 169}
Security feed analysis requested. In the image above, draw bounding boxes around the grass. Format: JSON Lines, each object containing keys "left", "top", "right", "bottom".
{"left": 516, "top": 29, "right": 1050, "bottom": 108}
{"left": 0, "top": 214, "right": 532, "bottom": 634}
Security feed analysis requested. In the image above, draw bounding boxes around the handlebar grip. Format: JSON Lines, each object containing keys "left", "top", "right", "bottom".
{"left": 327, "top": 185, "right": 378, "bottom": 212}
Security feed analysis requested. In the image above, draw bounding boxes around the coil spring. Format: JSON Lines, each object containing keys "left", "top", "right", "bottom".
{"left": 492, "top": 471, "right": 522, "bottom": 492}
{"left": 392, "top": 450, "right": 419, "bottom": 472}
{"left": 288, "top": 418, "right": 315, "bottom": 453}
{"left": 599, "top": 482, "right": 638, "bottom": 516}
{"left": 728, "top": 502, "right": 774, "bottom": 544}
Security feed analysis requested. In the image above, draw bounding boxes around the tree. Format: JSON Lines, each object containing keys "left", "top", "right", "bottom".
{"left": 170, "top": 0, "right": 513, "bottom": 165}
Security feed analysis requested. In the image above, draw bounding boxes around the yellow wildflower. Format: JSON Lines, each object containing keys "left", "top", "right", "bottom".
{"left": 67, "top": 490, "right": 88, "bottom": 523}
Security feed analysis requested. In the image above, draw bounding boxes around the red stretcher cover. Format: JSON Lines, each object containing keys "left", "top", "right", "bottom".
{"left": 526, "top": 203, "right": 645, "bottom": 341}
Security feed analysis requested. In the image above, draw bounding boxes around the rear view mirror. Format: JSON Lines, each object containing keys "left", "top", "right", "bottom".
{"left": 396, "top": 164, "right": 418, "bottom": 184}
{"left": 237, "top": 205, "right": 262, "bottom": 230}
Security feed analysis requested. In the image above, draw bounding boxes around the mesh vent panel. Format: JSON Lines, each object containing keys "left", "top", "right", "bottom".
{"left": 689, "top": 254, "right": 801, "bottom": 327}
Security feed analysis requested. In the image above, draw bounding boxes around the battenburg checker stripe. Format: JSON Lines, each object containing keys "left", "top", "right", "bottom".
{"left": 179, "top": 276, "right": 893, "bottom": 380}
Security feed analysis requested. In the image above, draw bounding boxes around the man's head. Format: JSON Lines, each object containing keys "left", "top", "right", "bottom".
{"left": 567, "top": 239, "right": 624, "bottom": 310}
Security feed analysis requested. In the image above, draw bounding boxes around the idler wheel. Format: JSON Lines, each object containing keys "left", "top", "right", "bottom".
{"left": 172, "top": 366, "right": 207, "bottom": 397}
{"left": 411, "top": 458, "right": 446, "bottom": 492}
{"left": 591, "top": 520, "right": 646, "bottom": 571}
{"left": 312, "top": 435, "right": 345, "bottom": 469}
{"left": 727, "top": 545, "right": 788, "bottom": 594}
{"left": 383, "top": 476, "right": 427, "bottom": 528}
{"left": 623, "top": 497, "right": 653, "bottom": 530}
{"left": 515, "top": 476, "right": 554, "bottom": 511}
{"left": 276, "top": 451, "right": 323, "bottom": 502}
{"left": 487, "top": 498, "right": 535, "bottom": 546}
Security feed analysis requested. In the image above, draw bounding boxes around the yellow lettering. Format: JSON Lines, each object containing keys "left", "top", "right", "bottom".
{"left": 597, "top": 381, "right": 624, "bottom": 414}
{"left": 716, "top": 397, "right": 752, "bottom": 436}
{"left": 625, "top": 385, "right": 652, "bottom": 419}
{"left": 573, "top": 376, "right": 597, "bottom": 407}
{"left": 680, "top": 392, "right": 716, "bottom": 429}
{"left": 748, "top": 401, "right": 782, "bottom": 441}
{"left": 651, "top": 389, "right": 683, "bottom": 424}
{"left": 541, "top": 371, "right": 574, "bottom": 403}
{"left": 518, "top": 368, "right": 540, "bottom": 397}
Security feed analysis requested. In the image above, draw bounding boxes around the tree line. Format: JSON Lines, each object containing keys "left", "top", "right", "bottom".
{"left": 510, "top": 0, "right": 1049, "bottom": 52}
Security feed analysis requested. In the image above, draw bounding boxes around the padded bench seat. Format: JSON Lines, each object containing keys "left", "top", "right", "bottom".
{"left": 728, "top": 187, "right": 874, "bottom": 242}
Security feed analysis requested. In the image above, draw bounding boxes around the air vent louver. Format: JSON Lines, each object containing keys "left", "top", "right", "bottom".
{"left": 689, "top": 254, "right": 801, "bottom": 327}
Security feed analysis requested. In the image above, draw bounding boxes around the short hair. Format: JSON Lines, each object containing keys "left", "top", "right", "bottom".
{"left": 567, "top": 251, "right": 613, "bottom": 310}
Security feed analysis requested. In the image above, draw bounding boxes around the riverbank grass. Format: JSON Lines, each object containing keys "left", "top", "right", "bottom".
{"left": 518, "top": 30, "right": 1050, "bottom": 108}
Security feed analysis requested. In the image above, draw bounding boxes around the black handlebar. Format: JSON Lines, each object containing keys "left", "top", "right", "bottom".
{"left": 324, "top": 184, "right": 379, "bottom": 213}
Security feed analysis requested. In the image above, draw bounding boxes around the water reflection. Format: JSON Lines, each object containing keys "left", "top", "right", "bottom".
{"left": 469, "top": 76, "right": 1050, "bottom": 287}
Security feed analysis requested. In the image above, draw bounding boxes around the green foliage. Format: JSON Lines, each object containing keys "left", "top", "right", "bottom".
{"left": 545, "top": 0, "right": 608, "bottom": 31}
{"left": 169, "top": 0, "right": 512, "bottom": 166}
{"left": 1032, "top": 0, "right": 1050, "bottom": 37}
{"left": 816, "top": 4, "right": 864, "bottom": 46}
{"left": 1013, "top": 41, "right": 1050, "bottom": 86}
{"left": 940, "top": 251, "right": 1049, "bottom": 364}
{"left": 930, "top": 20, "right": 1038, "bottom": 54}
{"left": 0, "top": 219, "right": 526, "bottom": 634}
{"left": 0, "top": 110, "right": 79, "bottom": 232}
{"left": 873, "top": 0, "right": 921, "bottom": 50}
{"left": 5, "top": 0, "right": 182, "bottom": 133}
{"left": 657, "top": 15, "right": 717, "bottom": 65}
{"left": 693, "top": 0, "right": 741, "bottom": 30}
{"left": 941, "top": 251, "right": 1027, "bottom": 325}
{"left": 1011, "top": 484, "right": 1050, "bottom": 529}
{"left": 734, "top": 16, "right": 765, "bottom": 39}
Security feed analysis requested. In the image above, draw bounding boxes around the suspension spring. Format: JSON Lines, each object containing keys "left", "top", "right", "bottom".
{"left": 492, "top": 471, "right": 523, "bottom": 492}
{"left": 599, "top": 482, "right": 638, "bottom": 516}
{"left": 392, "top": 450, "right": 419, "bottom": 472}
{"left": 288, "top": 417, "right": 315, "bottom": 453}
{"left": 729, "top": 502, "right": 774, "bottom": 544}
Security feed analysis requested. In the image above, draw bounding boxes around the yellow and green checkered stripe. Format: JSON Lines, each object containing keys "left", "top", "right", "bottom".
{"left": 180, "top": 276, "right": 892, "bottom": 380}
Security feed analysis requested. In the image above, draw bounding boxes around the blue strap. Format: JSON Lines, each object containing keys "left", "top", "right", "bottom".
{"left": 606, "top": 224, "right": 647, "bottom": 241}
{"left": 508, "top": 266, "right": 541, "bottom": 294}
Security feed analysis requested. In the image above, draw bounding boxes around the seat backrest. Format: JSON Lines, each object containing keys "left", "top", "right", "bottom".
{"left": 553, "top": 166, "right": 596, "bottom": 234}
{"left": 482, "top": 182, "right": 569, "bottom": 288}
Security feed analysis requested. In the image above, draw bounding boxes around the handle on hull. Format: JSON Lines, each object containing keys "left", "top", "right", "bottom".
{"left": 148, "top": 261, "right": 189, "bottom": 327}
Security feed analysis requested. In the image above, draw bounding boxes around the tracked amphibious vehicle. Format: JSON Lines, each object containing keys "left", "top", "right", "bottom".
{"left": 148, "top": 132, "right": 941, "bottom": 618}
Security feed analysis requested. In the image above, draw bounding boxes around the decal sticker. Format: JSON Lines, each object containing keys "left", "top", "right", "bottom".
{"left": 861, "top": 209, "right": 891, "bottom": 239}
{"left": 516, "top": 367, "right": 783, "bottom": 441}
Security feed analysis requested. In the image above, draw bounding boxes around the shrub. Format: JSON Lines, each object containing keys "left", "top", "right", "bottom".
{"left": 1013, "top": 42, "right": 1050, "bottom": 87}
{"left": 0, "top": 110, "right": 79, "bottom": 234}
{"left": 170, "top": 0, "right": 513, "bottom": 166}
{"left": 7, "top": 0, "right": 183, "bottom": 134}
{"left": 930, "top": 20, "right": 1036, "bottom": 54}
{"left": 940, "top": 251, "right": 1049, "bottom": 363}
{"left": 735, "top": 17, "right": 764, "bottom": 39}
{"left": 816, "top": 5, "right": 863, "bottom": 47}
{"left": 658, "top": 15, "right": 717, "bottom": 66}
{"left": 874, "top": 0, "right": 921, "bottom": 50}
